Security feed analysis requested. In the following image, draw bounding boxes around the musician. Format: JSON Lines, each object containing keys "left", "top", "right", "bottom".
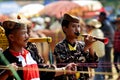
{"left": 0, "top": 20, "right": 76, "bottom": 80}
{"left": 53, "top": 14, "right": 98, "bottom": 80}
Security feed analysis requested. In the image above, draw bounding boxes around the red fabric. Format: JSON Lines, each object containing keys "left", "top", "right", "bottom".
{"left": 23, "top": 64, "right": 39, "bottom": 80}
{"left": 10, "top": 48, "right": 40, "bottom": 80}
{"left": 114, "top": 31, "right": 120, "bottom": 52}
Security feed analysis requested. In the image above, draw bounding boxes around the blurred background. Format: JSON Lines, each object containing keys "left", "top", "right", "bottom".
{"left": 0, "top": 0, "right": 120, "bottom": 20}
{"left": 0, "top": 0, "right": 120, "bottom": 22}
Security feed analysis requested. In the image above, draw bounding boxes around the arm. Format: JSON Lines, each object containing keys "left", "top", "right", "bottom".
{"left": 0, "top": 70, "right": 12, "bottom": 80}
{"left": 40, "top": 63, "right": 76, "bottom": 80}
{"left": 0, "top": 63, "right": 18, "bottom": 80}
{"left": 84, "top": 35, "right": 96, "bottom": 57}
{"left": 54, "top": 63, "right": 77, "bottom": 77}
{"left": 83, "top": 35, "right": 98, "bottom": 68}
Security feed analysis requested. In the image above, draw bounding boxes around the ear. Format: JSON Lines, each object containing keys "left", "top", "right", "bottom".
{"left": 8, "top": 34, "right": 14, "bottom": 42}
{"left": 62, "top": 26, "right": 67, "bottom": 33}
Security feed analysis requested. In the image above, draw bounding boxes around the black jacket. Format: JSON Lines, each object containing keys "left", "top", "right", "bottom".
{"left": 0, "top": 42, "right": 55, "bottom": 80}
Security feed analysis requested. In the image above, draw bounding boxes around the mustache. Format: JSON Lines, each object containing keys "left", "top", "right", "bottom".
{"left": 74, "top": 32, "right": 80, "bottom": 36}
{"left": 24, "top": 38, "right": 29, "bottom": 42}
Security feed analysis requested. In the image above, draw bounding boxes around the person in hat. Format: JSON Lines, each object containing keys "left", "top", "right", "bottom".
{"left": 113, "top": 15, "right": 120, "bottom": 80}
{"left": 53, "top": 13, "right": 98, "bottom": 80}
{"left": 96, "top": 11, "right": 114, "bottom": 80}
{"left": 0, "top": 19, "right": 77, "bottom": 80}
{"left": 85, "top": 19, "right": 105, "bottom": 79}
{"left": 86, "top": 19, "right": 105, "bottom": 58}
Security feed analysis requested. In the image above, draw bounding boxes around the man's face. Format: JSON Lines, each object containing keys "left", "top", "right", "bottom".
{"left": 10, "top": 26, "right": 29, "bottom": 48}
{"left": 64, "top": 22, "right": 81, "bottom": 39}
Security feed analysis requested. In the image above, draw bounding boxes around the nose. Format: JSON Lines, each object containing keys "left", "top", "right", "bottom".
{"left": 76, "top": 26, "right": 80, "bottom": 32}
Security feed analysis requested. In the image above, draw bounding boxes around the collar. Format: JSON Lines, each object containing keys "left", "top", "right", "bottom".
{"left": 68, "top": 43, "right": 77, "bottom": 51}
{"left": 9, "top": 48, "right": 28, "bottom": 57}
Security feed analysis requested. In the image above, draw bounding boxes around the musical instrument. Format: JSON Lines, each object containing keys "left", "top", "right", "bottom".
{"left": 28, "top": 37, "right": 52, "bottom": 43}
{"left": 81, "top": 34, "right": 109, "bottom": 45}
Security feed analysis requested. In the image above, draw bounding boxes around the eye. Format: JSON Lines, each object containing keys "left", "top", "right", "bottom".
{"left": 22, "top": 31, "right": 27, "bottom": 34}
{"left": 72, "top": 25, "right": 75, "bottom": 28}
{"left": 78, "top": 25, "right": 80, "bottom": 28}
{"left": 72, "top": 24, "right": 76, "bottom": 28}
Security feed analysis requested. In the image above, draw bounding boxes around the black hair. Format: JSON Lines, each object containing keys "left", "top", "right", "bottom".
{"left": 99, "top": 12, "right": 106, "bottom": 17}
{"left": 61, "top": 20, "right": 69, "bottom": 28}
{"left": 2, "top": 21, "right": 26, "bottom": 37}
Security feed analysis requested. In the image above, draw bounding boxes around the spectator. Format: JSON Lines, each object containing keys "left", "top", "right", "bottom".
{"left": 95, "top": 12, "right": 114, "bottom": 80}
{"left": 113, "top": 15, "right": 120, "bottom": 80}
{"left": 85, "top": 19, "right": 105, "bottom": 79}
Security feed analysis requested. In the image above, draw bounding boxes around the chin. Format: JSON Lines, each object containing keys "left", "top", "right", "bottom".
{"left": 24, "top": 45, "right": 27, "bottom": 48}
{"left": 23, "top": 43, "right": 28, "bottom": 48}
{"left": 75, "top": 36, "right": 78, "bottom": 39}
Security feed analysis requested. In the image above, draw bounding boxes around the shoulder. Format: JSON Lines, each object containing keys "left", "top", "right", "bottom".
{"left": 55, "top": 39, "right": 66, "bottom": 47}
{"left": 3, "top": 49, "right": 10, "bottom": 56}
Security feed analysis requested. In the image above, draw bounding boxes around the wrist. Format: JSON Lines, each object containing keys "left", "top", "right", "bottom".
{"left": 84, "top": 46, "right": 88, "bottom": 52}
